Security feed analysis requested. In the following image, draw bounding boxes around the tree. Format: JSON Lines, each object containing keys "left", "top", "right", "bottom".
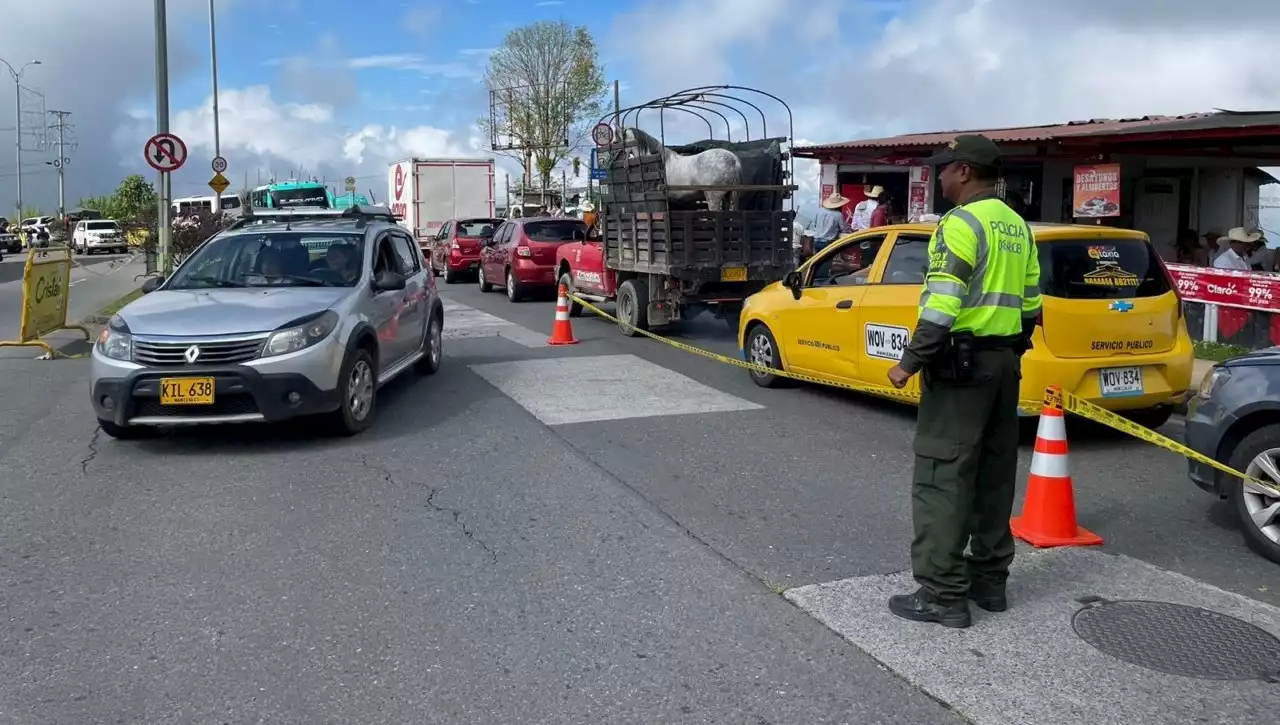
{"left": 111, "top": 175, "right": 157, "bottom": 220}
{"left": 480, "top": 21, "right": 606, "bottom": 192}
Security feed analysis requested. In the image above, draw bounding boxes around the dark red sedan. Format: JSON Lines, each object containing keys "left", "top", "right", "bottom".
{"left": 427, "top": 218, "right": 502, "bottom": 283}
{"left": 478, "top": 217, "right": 587, "bottom": 302}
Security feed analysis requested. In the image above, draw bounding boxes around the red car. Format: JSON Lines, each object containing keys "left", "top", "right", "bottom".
{"left": 427, "top": 218, "right": 502, "bottom": 283}
{"left": 478, "top": 217, "right": 587, "bottom": 302}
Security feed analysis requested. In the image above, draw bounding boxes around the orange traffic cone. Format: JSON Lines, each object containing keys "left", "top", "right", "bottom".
{"left": 1009, "top": 399, "right": 1103, "bottom": 548}
{"left": 547, "top": 284, "right": 580, "bottom": 346}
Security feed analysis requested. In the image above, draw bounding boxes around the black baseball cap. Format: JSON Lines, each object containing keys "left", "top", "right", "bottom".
{"left": 923, "top": 133, "right": 1002, "bottom": 167}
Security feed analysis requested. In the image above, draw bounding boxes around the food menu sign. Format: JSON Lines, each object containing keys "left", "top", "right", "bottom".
{"left": 1072, "top": 164, "right": 1121, "bottom": 218}
{"left": 1167, "top": 263, "right": 1280, "bottom": 313}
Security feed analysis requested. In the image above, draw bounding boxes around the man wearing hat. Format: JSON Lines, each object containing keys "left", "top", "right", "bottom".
{"left": 851, "top": 185, "right": 883, "bottom": 230}
{"left": 885, "top": 134, "right": 1042, "bottom": 629}
{"left": 807, "top": 191, "right": 852, "bottom": 257}
{"left": 1213, "top": 227, "right": 1260, "bottom": 271}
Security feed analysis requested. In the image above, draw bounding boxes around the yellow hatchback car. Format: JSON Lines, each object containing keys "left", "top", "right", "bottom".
{"left": 738, "top": 222, "right": 1194, "bottom": 427}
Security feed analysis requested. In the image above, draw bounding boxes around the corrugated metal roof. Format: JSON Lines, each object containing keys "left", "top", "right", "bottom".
{"left": 794, "top": 112, "right": 1235, "bottom": 154}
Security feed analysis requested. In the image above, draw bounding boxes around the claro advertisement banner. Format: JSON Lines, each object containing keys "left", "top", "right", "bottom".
{"left": 1167, "top": 263, "right": 1280, "bottom": 313}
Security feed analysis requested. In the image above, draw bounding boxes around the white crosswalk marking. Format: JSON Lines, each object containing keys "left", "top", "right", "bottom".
{"left": 441, "top": 297, "right": 547, "bottom": 348}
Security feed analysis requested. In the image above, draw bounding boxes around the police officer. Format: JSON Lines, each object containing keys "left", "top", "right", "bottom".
{"left": 886, "top": 134, "right": 1042, "bottom": 629}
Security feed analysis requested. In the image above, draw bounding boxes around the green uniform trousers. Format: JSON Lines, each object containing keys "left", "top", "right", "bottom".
{"left": 910, "top": 347, "right": 1021, "bottom": 603}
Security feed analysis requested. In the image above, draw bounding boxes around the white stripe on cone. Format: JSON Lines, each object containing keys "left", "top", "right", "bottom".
{"left": 1037, "top": 413, "right": 1067, "bottom": 441}
{"left": 1029, "top": 452, "right": 1070, "bottom": 479}
{"left": 555, "top": 309, "right": 570, "bottom": 321}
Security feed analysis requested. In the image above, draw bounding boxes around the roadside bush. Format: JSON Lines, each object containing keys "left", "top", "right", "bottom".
{"left": 131, "top": 208, "right": 237, "bottom": 267}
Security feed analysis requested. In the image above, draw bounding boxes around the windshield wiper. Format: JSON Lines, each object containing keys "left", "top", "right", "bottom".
{"left": 179, "top": 276, "right": 248, "bottom": 288}
{"left": 272, "top": 275, "right": 335, "bottom": 287}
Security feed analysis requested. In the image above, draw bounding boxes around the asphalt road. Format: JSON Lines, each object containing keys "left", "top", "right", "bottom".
{"left": 2, "top": 273, "right": 1277, "bottom": 723}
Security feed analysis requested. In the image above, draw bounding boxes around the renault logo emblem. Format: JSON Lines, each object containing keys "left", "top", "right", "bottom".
{"left": 184, "top": 345, "right": 201, "bottom": 363}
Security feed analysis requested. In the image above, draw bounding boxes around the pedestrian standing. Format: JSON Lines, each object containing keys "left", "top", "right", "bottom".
{"left": 808, "top": 191, "right": 852, "bottom": 256}
{"left": 885, "top": 134, "right": 1042, "bottom": 629}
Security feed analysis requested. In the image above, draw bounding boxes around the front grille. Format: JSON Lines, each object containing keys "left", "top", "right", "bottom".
{"left": 133, "top": 337, "right": 266, "bottom": 366}
{"left": 134, "top": 393, "right": 260, "bottom": 418}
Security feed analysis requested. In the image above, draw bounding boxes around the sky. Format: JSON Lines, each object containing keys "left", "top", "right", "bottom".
{"left": 0, "top": 0, "right": 1278, "bottom": 229}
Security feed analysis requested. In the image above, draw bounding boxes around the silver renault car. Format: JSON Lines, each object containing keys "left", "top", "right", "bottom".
{"left": 90, "top": 205, "right": 443, "bottom": 438}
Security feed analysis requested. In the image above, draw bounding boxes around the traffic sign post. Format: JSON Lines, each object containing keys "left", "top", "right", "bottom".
{"left": 591, "top": 123, "right": 614, "bottom": 147}
{"left": 211, "top": 155, "right": 227, "bottom": 173}
{"left": 344, "top": 176, "right": 356, "bottom": 193}
{"left": 208, "top": 172, "right": 230, "bottom": 195}
{"left": 144, "top": 132, "right": 187, "bottom": 173}
{"left": 589, "top": 148, "right": 607, "bottom": 181}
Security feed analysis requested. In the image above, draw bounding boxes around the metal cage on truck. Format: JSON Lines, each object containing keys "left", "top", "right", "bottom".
{"left": 598, "top": 86, "right": 798, "bottom": 313}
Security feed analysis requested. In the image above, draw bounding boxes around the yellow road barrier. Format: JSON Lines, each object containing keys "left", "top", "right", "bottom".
{"left": 565, "top": 292, "right": 1280, "bottom": 499}
{"left": 0, "top": 245, "right": 91, "bottom": 357}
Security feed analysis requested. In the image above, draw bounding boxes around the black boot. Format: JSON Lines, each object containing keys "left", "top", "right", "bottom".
{"left": 888, "top": 588, "right": 971, "bottom": 628}
{"left": 967, "top": 585, "right": 1008, "bottom": 613}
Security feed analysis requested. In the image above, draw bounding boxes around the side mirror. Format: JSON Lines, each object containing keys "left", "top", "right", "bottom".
{"left": 784, "top": 271, "right": 802, "bottom": 300}
{"left": 373, "top": 270, "right": 407, "bottom": 292}
{"left": 141, "top": 276, "right": 162, "bottom": 294}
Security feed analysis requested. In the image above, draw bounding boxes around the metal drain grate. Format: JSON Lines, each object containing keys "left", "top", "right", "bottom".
{"left": 1071, "top": 598, "right": 1280, "bottom": 681}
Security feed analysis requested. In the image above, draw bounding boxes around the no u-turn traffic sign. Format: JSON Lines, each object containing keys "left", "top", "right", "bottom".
{"left": 145, "top": 133, "right": 188, "bottom": 173}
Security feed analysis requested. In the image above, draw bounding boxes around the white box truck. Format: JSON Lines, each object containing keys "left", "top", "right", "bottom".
{"left": 387, "top": 158, "right": 496, "bottom": 245}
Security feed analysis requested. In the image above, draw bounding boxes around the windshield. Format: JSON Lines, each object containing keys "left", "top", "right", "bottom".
{"left": 457, "top": 219, "right": 501, "bottom": 237}
{"left": 1037, "top": 238, "right": 1172, "bottom": 300}
{"left": 86, "top": 221, "right": 119, "bottom": 231}
{"left": 524, "top": 220, "right": 586, "bottom": 242}
{"left": 167, "top": 231, "right": 366, "bottom": 289}
{"left": 272, "top": 188, "right": 330, "bottom": 208}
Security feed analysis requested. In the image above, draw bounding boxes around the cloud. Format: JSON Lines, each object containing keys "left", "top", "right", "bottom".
{"left": 0, "top": 0, "right": 215, "bottom": 212}
{"left": 404, "top": 4, "right": 443, "bottom": 37}
{"left": 276, "top": 34, "right": 359, "bottom": 108}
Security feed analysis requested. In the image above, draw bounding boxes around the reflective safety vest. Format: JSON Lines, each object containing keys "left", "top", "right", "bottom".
{"left": 918, "top": 197, "right": 1042, "bottom": 337}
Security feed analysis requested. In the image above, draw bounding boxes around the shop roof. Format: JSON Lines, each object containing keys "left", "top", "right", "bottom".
{"left": 794, "top": 110, "right": 1280, "bottom": 156}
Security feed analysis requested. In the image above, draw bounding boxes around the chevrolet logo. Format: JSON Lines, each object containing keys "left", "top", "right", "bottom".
{"left": 183, "top": 345, "right": 201, "bottom": 363}
{"left": 1109, "top": 300, "right": 1135, "bottom": 312}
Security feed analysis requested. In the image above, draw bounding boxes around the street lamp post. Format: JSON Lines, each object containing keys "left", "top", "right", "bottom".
{"left": 0, "top": 58, "right": 42, "bottom": 218}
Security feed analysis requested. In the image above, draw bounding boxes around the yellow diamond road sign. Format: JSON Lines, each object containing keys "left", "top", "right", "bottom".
{"left": 208, "top": 171, "right": 230, "bottom": 194}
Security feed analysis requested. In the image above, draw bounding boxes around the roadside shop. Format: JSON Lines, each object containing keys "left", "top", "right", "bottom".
{"left": 795, "top": 110, "right": 1280, "bottom": 350}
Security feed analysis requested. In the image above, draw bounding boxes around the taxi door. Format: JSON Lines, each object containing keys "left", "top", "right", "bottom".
{"left": 774, "top": 232, "right": 890, "bottom": 380}
{"left": 855, "top": 231, "right": 933, "bottom": 400}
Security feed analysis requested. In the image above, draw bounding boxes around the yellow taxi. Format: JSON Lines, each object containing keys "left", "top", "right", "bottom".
{"left": 738, "top": 222, "right": 1195, "bottom": 427}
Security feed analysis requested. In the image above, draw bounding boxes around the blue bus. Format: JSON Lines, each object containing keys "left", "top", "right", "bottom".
{"left": 249, "top": 181, "right": 331, "bottom": 209}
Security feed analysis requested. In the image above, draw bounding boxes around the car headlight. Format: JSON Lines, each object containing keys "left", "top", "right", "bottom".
{"left": 263, "top": 310, "right": 339, "bottom": 358}
{"left": 96, "top": 315, "right": 133, "bottom": 361}
{"left": 1197, "top": 365, "right": 1230, "bottom": 399}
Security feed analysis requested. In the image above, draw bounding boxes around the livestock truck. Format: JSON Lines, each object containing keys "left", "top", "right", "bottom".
{"left": 387, "top": 158, "right": 497, "bottom": 249}
{"left": 556, "top": 85, "right": 797, "bottom": 335}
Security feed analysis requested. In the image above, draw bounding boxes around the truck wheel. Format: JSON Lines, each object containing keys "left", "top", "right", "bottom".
{"left": 559, "top": 273, "right": 583, "bottom": 318}
{"left": 478, "top": 265, "right": 493, "bottom": 292}
{"left": 616, "top": 279, "right": 649, "bottom": 337}
{"left": 1227, "top": 426, "right": 1280, "bottom": 565}
{"left": 745, "top": 324, "right": 790, "bottom": 388}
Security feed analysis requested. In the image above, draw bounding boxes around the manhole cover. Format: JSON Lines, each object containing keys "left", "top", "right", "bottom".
{"left": 1071, "top": 599, "right": 1280, "bottom": 681}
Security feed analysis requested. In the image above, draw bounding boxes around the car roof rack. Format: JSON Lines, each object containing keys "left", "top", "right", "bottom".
{"left": 226, "top": 204, "right": 400, "bottom": 231}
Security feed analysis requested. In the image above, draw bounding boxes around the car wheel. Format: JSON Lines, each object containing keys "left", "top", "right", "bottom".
{"left": 745, "top": 323, "right": 790, "bottom": 388}
{"left": 98, "top": 419, "right": 151, "bottom": 440}
{"left": 415, "top": 311, "right": 443, "bottom": 376}
{"left": 444, "top": 267, "right": 459, "bottom": 284}
{"left": 1226, "top": 426, "right": 1280, "bottom": 565}
{"left": 1123, "top": 405, "right": 1174, "bottom": 430}
{"left": 478, "top": 264, "right": 493, "bottom": 292}
{"left": 506, "top": 269, "right": 524, "bottom": 302}
{"left": 328, "top": 347, "right": 377, "bottom": 436}
{"left": 559, "top": 273, "right": 584, "bottom": 318}
{"left": 615, "top": 279, "right": 649, "bottom": 337}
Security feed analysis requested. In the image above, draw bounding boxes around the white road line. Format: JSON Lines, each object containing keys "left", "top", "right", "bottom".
{"left": 441, "top": 297, "right": 548, "bottom": 348}
{"left": 470, "top": 353, "right": 764, "bottom": 425}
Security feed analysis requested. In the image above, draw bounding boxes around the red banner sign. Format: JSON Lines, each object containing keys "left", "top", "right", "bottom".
{"left": 1072, "top": 163, "right": 1121, "bottom": 218}
{"left": 1167, "top": 263, "right": 1280, "bottom": 313}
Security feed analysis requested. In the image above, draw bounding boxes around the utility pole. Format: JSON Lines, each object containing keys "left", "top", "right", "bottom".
{"left": 208, "top": 0, "right": 222, "bottom": 213}
{"left": 154, "top": 0, "right": 172, "bottom": 274}
{"left": 47, "top": 110, "right": 74, "bottom": 217}
{"left": 0, "top": 58, "right": 41, "bottom": 217}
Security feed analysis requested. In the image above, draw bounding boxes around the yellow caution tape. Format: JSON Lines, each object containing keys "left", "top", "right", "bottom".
{"left": 565, "top": 292, "right": 1280, "bottom": 499}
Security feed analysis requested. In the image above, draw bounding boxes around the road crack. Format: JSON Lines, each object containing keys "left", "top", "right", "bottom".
{"left": 358, "top": 455, "right": 497, "bottom": 563}
{"left": 79, "top": 426, "right": 102, "bottom": 475}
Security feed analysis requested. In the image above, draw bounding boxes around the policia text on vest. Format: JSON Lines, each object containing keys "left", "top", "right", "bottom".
{"left": 886, "top": 134, "right": 1042, "bottom": 629}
